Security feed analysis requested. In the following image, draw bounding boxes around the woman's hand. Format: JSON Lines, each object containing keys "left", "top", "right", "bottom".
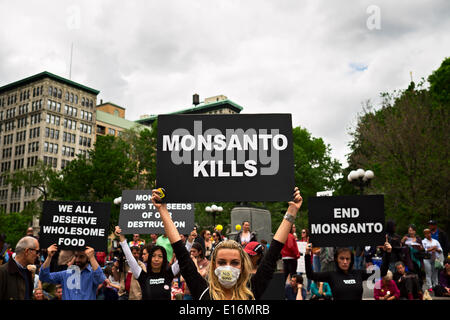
{"left": 114, "top": 226, "right": 126, "bottom": 242}
{"left": 383, "top": 235, "right": 392, "bottom": 253}
{"left": 287, "top": 187, "right": 302, "bottom": 216}
{"left": 151, "top": 189, "right": 167, "bottom": 211}
{"left": 305, "top": 243, "right": 313, "bottom": 255}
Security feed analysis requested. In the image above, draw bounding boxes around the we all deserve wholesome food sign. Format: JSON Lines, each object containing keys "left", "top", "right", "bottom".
{"left": 39, "top": 201, "right": 111, "bottom": 251}
{"left": 156, "top": 114, "right": 295, "bottom": 202}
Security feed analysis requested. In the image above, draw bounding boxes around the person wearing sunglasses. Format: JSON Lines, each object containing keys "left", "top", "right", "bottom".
{"left": 0, "top": 236, "right": 39, "bottom": 300}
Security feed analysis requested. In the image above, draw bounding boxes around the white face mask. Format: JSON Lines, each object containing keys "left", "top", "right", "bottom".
{"left": 214, "top": 265, "right": 241, "bottom": 289}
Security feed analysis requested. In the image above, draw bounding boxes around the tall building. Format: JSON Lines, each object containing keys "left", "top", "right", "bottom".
{"left": 135, "top": 94, "right": 243, "bottom": 126}
{"left": 0, "top": 71, "right": 99, "bottom": 213}
{"left": 96, "top": 101, "right": 144, "bottom": 138}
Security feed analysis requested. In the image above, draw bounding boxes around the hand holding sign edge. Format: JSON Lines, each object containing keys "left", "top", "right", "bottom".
{"left": 287, "top": 187, "right": 302, "bottom": 215}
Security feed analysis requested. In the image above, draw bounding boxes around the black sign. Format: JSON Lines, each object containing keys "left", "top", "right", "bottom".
{"left": 118, "top": 190, "right": 195, "bottom": 234}
{"left": 156, "top": 114, "right": 295, "bottom": 202}
{"left": 308, "top": 195, "right": 385, "bottom": 247}
{"left": 39, "top": 201, "right": 111, "bottom": 252}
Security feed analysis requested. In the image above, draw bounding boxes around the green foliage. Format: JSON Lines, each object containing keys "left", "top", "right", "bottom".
{"left": 428, "top": 57, "right": 450, "bottom": 107}
{"left": 346, "top": 58, "right": 450, "bottom": 234}
{"left": 0, "top": 202, "right": 37, "bottom": 248}
{"left": 3, "top": 161, "right": 58, "bottom": 202}
{"left": 7, "top": 120, "right": 341, "bottom": 240}
{"left": 119, "top": 122, "right": 158, "bottom": 189}
{"left": 50, "top": 135, "right": 139, "bottom": 231}
{"left": 193, "top": 126, "right": 342, "bottom": 235}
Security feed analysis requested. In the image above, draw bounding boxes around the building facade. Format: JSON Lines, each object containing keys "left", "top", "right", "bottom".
{"left": 96, "top": 101, "right": 143, "bottom": 138}
{"left": 136, "top": 94, "right": 243, "bottom": 126}
{"left": 0, "top": 73, "right": 242, "bottom": 217}
{"left": 0, "top": 71, "right": 99, "bottom": 213}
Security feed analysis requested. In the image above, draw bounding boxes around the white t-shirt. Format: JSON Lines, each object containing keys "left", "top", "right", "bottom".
{"left": 240, "top": 232, "right": 251, "bottom": 245}
{"left": 422, "top": 238, "right": 442, "bottom": 260}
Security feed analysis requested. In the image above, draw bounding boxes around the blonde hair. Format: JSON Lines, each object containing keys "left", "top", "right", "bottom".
{"left": 208, "top": 240, "right": 254, "bottom": 300}
{"left": 383, "top": 270, "right": 393, "bottom": 281}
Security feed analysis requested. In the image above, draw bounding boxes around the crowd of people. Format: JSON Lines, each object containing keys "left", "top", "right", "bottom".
{"left": 0, "top": 190, "right": 449, "bottom": 301}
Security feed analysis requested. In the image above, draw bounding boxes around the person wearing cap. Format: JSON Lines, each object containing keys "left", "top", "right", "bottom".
{"left": 422, "top": 228, "right": 443, "bottom": 292}
{"left": 244, "top": 241, "right": 265, "bottom": 274}
{"left": 428, "top": 220, "right": 449, "bottom": 259}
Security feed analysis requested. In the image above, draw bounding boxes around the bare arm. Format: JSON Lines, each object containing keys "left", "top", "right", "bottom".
{"left": 273, "top": 187, "right": 302, "bottom": 244}
{"left": 85, "top": 247, "right": 100, "bottom": 271}
{"left": 296, "top": 284, "right": 304, "bottom": 300}
{"left": 151, "top": 189, "right": 182, "bottom": 244}
{"left": 115, "top": 226, "right": 142, "bottom": 279}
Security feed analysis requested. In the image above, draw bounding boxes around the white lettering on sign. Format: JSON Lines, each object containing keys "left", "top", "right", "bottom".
{"left": 343, "top": 279, "right": 356, "bottom": 285}
{"left": 310, "top": 222, "right": 383, "bottom": 234}
{"left": 334, "top": 208, "right": 360, "bottom": 218}
{"left": 162, "top": 121, "right": 288, "bottom": 177}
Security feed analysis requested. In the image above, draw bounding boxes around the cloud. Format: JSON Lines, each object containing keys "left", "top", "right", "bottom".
{"left": 1, "top": 0, "right": 449, "bottom": 167}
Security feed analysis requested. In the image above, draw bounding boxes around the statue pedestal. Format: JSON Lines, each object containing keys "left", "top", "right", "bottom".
{"left": 229, "top": 206, "right": 273, "bottom": 244}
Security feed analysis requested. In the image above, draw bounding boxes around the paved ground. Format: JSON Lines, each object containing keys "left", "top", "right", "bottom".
{"left": 298, "top": 274, "right": 450, "bottom": 300}
{"left": 361, "top": 281, "right": 450, "bottom": 300}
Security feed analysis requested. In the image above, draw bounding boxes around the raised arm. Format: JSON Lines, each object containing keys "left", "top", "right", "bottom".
{"left": 304, "top": 244, "right": 333, "bottom": 283}
{"left": 379, "top": 235, "right": 392, "bottom": 279}
{"left": 151, "top": 189, "right": 181, "bottom": 244}
{"left": 39, "top": 244, "right": 65, "bottom": 284}
{"left": 251, "top": 187, "right": 302, "bottom": 299}
{"left": 114, "top": 226, "right": 142, "bottom": 279}
{"left": 273, "top": 187, "right": 302, "bottom": 244}
{"left": 151, "top": 189, "right": 208, "bottom": 299}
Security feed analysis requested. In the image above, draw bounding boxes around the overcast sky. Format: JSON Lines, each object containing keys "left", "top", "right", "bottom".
{"left": 1, "top": 0, "right": 449, "bottom": 167}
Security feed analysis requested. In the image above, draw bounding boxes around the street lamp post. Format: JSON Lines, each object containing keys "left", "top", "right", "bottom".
{"left": 205, "top": 204, "right": 223, "bottom": 228}
{"left": 347, "top": 168, "right": 375, "bottom": 195}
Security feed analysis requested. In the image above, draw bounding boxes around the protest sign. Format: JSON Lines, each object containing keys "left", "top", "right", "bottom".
{"left": 118, "top": 190, "right": 195, "bottom": 234}
{"left": 156, "top": 114, "right": 295, "bottom": 202}
{"left": 296, "top": 241, "right": 308, "bottom": 274}
{"left": 39, "top": 201, "right": 111, "bottom": 251}
{"left": 308, "top": 195, "right": 385, "bottom": 247}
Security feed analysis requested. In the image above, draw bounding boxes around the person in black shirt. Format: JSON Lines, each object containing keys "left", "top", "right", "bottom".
{"left": 304, "top": 236, "right": 391, "bottom": 300}
{"left": 114, "top": 226, "right": 186, "bottom": 300}
{"left": 151, "top": 187, "right": 303, "bottom": 300}
{"left": 393, "top": 261, "right": 422, "bottom": 300}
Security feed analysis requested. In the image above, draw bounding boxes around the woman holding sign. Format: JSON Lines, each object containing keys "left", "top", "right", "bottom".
{"left": 114, "top": 227, "right": 189, "bottom": 300}
{"left": 151, "top": 187, "right": 303, "bottom": 300}
{"left": 304, "top": 236, "right": 392, "bottom": 300}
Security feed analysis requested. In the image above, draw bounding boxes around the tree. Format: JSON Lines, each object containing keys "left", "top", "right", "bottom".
{"left": 51, "top": 135, "right": 138, "bottom": 230}
{"left": 120, "top": 123, "right": 158, "bottom": 189}
{"left": 346, "top": 58, "right": 449, "bottom": 234}
{"left": 0, "top": 201, "right": 39, "bottom": 248}
{"left": 193, "top": 126, "right": 342, "bottom": 235}
{"left": 3, "top": 160, "right": 58, "bottom": 202}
